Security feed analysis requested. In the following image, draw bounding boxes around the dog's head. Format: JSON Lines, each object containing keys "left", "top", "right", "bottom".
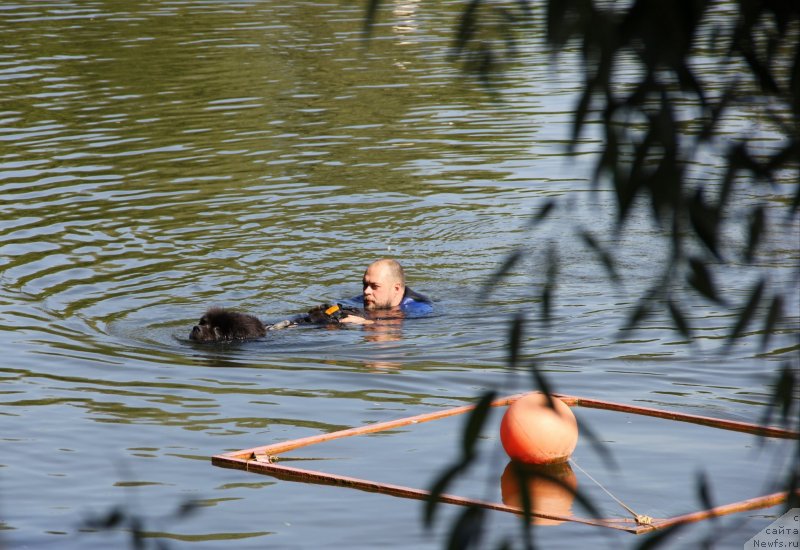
{"left": 190, "top": 307, "right": 266, "bottom": 341}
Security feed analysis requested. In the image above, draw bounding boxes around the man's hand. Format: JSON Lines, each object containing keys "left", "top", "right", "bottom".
{"left": 339, "top": 315, "right": 375, "bottom": 325}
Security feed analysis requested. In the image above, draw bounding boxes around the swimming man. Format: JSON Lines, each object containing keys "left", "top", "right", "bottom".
{"left": 338, "top": 258, "right": 432, "bottom": 325}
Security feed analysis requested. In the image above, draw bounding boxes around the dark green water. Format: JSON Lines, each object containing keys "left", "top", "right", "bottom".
{"left": 1, "top": 1, "right": 797, "bottom": 548}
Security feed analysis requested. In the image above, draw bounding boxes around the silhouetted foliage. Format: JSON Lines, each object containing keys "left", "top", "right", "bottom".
{"left": 363, "top": 0, "right": 799, "bottom": 547}
{"left": 424, "top": 390, "right": 498, "bottom": 528}
{"left": 81, "top": 498, "right": 201, "bottom": 549}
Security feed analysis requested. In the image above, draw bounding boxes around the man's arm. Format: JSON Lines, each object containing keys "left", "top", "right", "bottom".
{"left": 339, "top": 315, "right": 374, "bottom": 325}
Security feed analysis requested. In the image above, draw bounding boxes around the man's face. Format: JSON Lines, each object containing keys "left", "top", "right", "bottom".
{"left": 362, "top": 264, "right": 402, "bottom": 310}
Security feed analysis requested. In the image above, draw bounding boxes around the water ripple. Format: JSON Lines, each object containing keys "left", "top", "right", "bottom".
{"left": 0, "top": 3, "right": 796, "bottom": 547}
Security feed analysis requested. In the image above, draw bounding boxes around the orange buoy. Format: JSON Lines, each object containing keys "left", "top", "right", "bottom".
{"left": 500, "top": 393, "right": 578, "bottom": 464}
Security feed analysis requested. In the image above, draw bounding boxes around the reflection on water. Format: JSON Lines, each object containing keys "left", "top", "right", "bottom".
{"left": 0, "top": 1, "right": 797, "bottom": 549}
{"left": 500, "top": 461, "right": 578, "bottom": 526}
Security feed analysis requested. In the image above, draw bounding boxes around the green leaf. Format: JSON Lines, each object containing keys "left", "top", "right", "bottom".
{"left": 509, "top": 462, "right": 534, "bottom": 546}
{"left": 572, "top": 87, "right": 592, "bottom": 147}
{"left": 774, "top": 363, "right": 795, "bottom": 426}
{"left": 574, "top": 416, "right": 617, "bottom": 471}
{"left": 559, "top": 471, "right": 603, "bottom": 520}
{"left": 426, "top": 389, "right": 493, "bottom": 529}
{"left": 761, "top": 294, "right": 784, "bottom": 350}
{"left": 424, "top": 462, "right": 466, "bottom": 528}
{"left": 479, "top": 249, "right": 522, "bottom": 301}
{"left": 688, "top": 189, "right": 721, "bottom": 260}
{"left": 84, "top": 507, "right": 124, "bottom": 530}
{"left": 528, "top": 199, "right": 555, "bottom": 227}
{"left": 621, "top": 289, "right": 656, "bottom": 334}
{"left": 540, "top": 284, "right": 553, "bottom": 327}
{"left": 727, "top": 278, "right": 765, "bottom": 343}
{"left": 131, "top": 516, "right": 145, "bottom": 550}
{"left": 525, "top": 462, "right": 604, "bottom": 520}
{"left": 667, "top": 299, "right": 692, "bottom": 339}
{"left": 699, "top": 83, "right": 735, "bottom": 141}
{"left": 687, "top": 257, "right": 723, "bottom": 304}
{"left": 757, "top": 362, "right": 796, "bottom": 435}
{"left": 453, "top": 0, "right": 481, "bottom": 59}
{"left": 540, "top": 245, "right": 559, "bottom": 325}
{"left": 529, "top": 360, "right": 553, "bottom": 400}
{"left": 544, "top": 0, "right": 572, "bottom": 47}
{"left": 580, "top": 230, "right": 619, "bottom": 283}
{"left": 734, "top": 32, "right": 779, "bottom": 94}
{"left": 363, "top": 0, "right": 381, "bottom": 36}
{"left": 744, "top": 205, "right": 765, "bottom": 263}
{"left": 446, "top": 506, "right": 485, "bottom": 550}
{"left": 508, "top": 313, "right": 525, "bottom": 369}
{"left": 424, "top": 391, "right": 498, "bottom": 528}
{"left": 176, "top": 499, "right": 201, "bottom": 518}
{"left": 622, "top": 302, "right": 649, "bottom": 334}
{"left": 785, "top": 467, "right": 800, "bottom": 509}
{"left": 462, "top": 390, "right": 497, "bottom": 457}
{"left": 695, "top": 471, "right": 716, "bottom": 522}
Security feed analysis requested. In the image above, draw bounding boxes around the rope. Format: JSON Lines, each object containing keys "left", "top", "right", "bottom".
{"left": 569, "top": 458, "right": 653, "bottom": 526}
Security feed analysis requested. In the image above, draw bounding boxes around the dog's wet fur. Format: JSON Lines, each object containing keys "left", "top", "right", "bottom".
{"left": 189, "top": 304, "right": 366, "bottom": 342}
{"left": 189, "top": 307, "right": 266, "bottom": 342}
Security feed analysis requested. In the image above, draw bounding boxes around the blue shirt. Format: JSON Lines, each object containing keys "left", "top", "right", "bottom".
{"left": 343, "top": 287, "right": 433, "bottom": 318}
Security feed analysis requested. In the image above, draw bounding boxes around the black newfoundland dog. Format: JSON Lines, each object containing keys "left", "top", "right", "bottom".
{"left": 189, "top": 304, "right": 362, "bottom": 342}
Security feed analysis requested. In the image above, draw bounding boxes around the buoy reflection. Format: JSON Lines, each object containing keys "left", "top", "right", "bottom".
{"left": 500, "top": 461, "right": 578, "bottom": 525}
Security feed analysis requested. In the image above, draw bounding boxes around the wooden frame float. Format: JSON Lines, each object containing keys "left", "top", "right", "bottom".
{"left": 211, "top": 392, "right": 799, "bottom": 534}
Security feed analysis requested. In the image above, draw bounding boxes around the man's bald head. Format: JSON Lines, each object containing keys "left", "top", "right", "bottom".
{"left": 368, "top": 259, "right": 405, "bottom": 285}
{"left": 362, "top": 259, "right": 406, "bottom": 310}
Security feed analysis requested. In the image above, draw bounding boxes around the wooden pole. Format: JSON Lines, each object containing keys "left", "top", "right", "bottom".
{"left": 211, "top": 392, "right": 798, "bottom": 533}
{"left": 212, "top": 453, "right": 644, "bottom": 532}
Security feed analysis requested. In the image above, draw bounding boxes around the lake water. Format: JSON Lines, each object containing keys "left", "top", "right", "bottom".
{"left": 1, "top": 1, "right": 797, "bottom": 549}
